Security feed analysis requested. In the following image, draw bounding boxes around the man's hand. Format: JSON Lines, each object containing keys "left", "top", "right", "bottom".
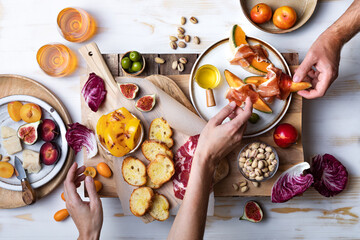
{"left": 64, "top": 162, "right": 103, "bottom": 240}
{"left": 293, "top": 32, "right": 341, "bottom": 99}
{"left": 195, "top": 98, "right": 253, "bottom": 169}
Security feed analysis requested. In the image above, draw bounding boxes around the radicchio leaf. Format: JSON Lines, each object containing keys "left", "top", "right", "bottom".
{"left": 65, "top": 122, "right": 98, "bottom": 159}
{"left": 310, "top": 154, "right": 348, "bottom": 197}
{"left": 82, "top": 73, "right": 107, "bottom": 112}
{"left": 271, "top": 162, "right": 314, "bottom": 203}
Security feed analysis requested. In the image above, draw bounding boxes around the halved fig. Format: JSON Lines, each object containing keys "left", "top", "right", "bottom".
{"left": 17, "top": 120, "right": 41, "bottom": 145}
{"left": 40, "top": 119, "right": 59, "bottom": 142}
{"left": 240, "top": 201, "right": 263, "bottom": 223}
{"left": 135, "top": 94, "right": 156, "bottom": 112}
{"left": 119, "top": 83, "right": 139, "bottom": 99}
{"left": 40, "top": 142, "right": 60, "bottom": 165}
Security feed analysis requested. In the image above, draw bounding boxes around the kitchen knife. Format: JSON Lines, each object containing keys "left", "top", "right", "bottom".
{"left": 14, "top": 156, "right": 36, "bottom": 205}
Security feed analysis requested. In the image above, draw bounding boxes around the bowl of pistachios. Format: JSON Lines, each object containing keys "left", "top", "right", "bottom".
{"left": 238, "top": 141, "right": 279, "bottom": 182}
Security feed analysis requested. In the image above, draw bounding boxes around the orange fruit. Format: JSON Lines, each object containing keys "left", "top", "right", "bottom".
{"left": 54, "top": 209, "right": 69, "bottom": 222}
{"left": 7, "top": 101, "right": 23, "bottom": 122}
{"left": 83, "top": 166, "right": 97, "bottom": 178}
{"left": 0, "top": 162, "right": 14, "bottom": 178}
{"left": 20, "top": 103, "right": 42, "bottom": 123}
{"left": 94, "top": 180, "right": 103, "bottom": 192}
{"left": 61, "top": 192, "right": 66, "bottom": 202}
{"left": 96, "top": 162, "right": 112, "bottom": 178}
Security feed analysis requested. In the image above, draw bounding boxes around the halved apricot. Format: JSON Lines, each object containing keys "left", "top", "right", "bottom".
{"left": 83, "top": 166, "right": 97, "bottom": 178}
{"left": 96, "top": 162, "right": 112, "bottom": 178}
{"left": 0, "top": 162, "right": 15, "bottom": 178}
{"left": 20, "top": 103, "right": 42, "bottom": 123}
{"left": 8, "top": 101, "right": 23, "bottom": 122}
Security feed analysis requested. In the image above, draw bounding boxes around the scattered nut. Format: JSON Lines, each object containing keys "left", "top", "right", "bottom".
{"left": 178, "top": 27, "right": 185, "bottom": 35}
{"left": 239, "top": 181, "right": 247, "bottom": 187}
{"left": 252, "top": 181, "right": 259, "bottom": 187}
{"left": 184, "top": 35, "right": 191, "bottom": 43}
{"left": 178, "top": 34, "right": 185, "bottom": 39}
{"left": 170, "top": 41, "right": 177, "bottom": 50}
{"left": 155, "top": 57, "right": 165, "bottom": 64}
{"left": 190, "top": 16, "right": 198, "bottom": 24}
{"left": 241, "top": 186, "right": 249, "bottom": 193}
{"left": 178, "top": 41, "right": 186, "bottom": 48}
{"left": 232, "top": 183, "right": 239, "bottom": 191}
{"left": 258, "top": 160, "right": 264, "bottom": 170}
{"left": 250, "top": 149, "right": 258, "bottom": 158}
{"left": 181, "top": 16, "right": 186, "bottom": 25}
{"left": 255, "top": 168, "right": 262, "bottom": 177}
{"left": 194, "top": 36, "right": 200, "bottom": 44}
{"left": 177, "top": 62, "right": 184, "bottom": 72}
{"left": 3, "top": 156, "right": 10, "bottom": 162}
{"left": 179, "top": 57, "right": 187, "bottom": 64}
{"left": 169, "top": 36, "right": 178, "bottom": 42}
{"left": 256, "top": 153, "right": 265, "bottom": 160}
{"left": 172, "top": 60, "right": 178, "bottom": 70}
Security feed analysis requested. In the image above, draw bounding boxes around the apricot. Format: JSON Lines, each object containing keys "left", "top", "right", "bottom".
{"left": 20, "top": 103, "right": 42, "bottom": 123}
{"left": 54, "top": 209, "right": 69, "bottom": 222}
{"left": 96, "top": 162, "right": 112, "bottom": 178}
{"left": 0, "top": 162, "right": 14, "bottom": 178}
{"left": 94, "top": 180, "right": 103, "bottom": 192}
{"left": 84, "top": 166, "right": 97, "bottom": 178}
{"left": 8, "top": 101, "right": 23, "bottom": 122}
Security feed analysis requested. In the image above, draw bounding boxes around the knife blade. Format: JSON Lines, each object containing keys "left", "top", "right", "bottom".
{"left": 14, "top": 156, "right": 36, "bottom": 205}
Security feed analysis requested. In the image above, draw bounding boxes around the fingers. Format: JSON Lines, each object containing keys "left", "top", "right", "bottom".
{"left": 85, "top": 176, "right": 101, "bottom": 209}
{"left": 74, "top": 174, "right": 86, "bottom": 187}
{"left": 293, "top": 54, "right": 315, "bottom": 83}
{"left": 64, "top": 162, "right": 82, "bottom": 205}
{"left": 210, "top": 101, "right": 237, "bottom": 125}
{"left": 228, "top": 97, "right": 253, "bottom": 128}
{"left": 75, "top": 165, "right": 86, "bottom": 176}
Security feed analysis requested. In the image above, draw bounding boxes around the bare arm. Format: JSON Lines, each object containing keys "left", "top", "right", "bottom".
{"left": 293, "top": 0, "right": 360, "bottom": 99}
{"left": 168, "top": 99, "right": 253, "bottom": 240}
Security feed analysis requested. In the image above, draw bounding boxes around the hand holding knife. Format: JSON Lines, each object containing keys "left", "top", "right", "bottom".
{"left": 14, "top": 156, "right": 36, "bottom": 205}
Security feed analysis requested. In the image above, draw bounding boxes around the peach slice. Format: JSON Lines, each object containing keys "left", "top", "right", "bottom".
{"left": 0, "top": 162, "right": 14, "bottom": 178}
{"left": 8, "top": 101, "right": 23, "bottom": 122}
{"left": 20, "top": 103, "right": 42, "bottom": 123}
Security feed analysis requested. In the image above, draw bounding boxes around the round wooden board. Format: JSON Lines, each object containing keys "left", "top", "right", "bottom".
{"left": 0, "top": 74, "right": 74, "bottom": 209}
{"left": 240, "top": 0, "right": 318, "bottom": 34}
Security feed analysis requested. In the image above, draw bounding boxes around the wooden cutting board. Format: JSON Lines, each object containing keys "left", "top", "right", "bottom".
{"left": 0, "top": 75, "right": 74, "bottom": 209}
{"left": 82, "top": 51, "right": 302, "bottom": 199}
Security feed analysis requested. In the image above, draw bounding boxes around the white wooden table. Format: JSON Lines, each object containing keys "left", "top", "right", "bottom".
{"left": 0, "top": 0, "right": 359, "bottom": 239}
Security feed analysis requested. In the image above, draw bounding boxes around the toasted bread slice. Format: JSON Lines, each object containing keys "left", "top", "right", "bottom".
{"left": 141, "top": 140, "right": 173, "bottom": 162}
{"left": 122, "top": 157, "right": 147, "bottom": 186}
{"left": 147, "top": 154, "right": 175, "bottom": 185}
{"left": 149, "top": 118, "right": 174, "bottom": 148}
{"left": 129, "top": 187, "right": 154, "bottom": 217}
{"left": 149, "top": 193, "right": 170, "bottom": 221}
{"left": 145, "top": 175, "right": 162, "bottom": 189}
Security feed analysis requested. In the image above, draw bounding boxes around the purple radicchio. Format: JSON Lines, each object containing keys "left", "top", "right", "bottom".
{"left": 82, "top": 73, "right": 107, "bottom": 112}
{"left": 65, "top": 122, "right": 98, "bottom": 159}
{"left": 271, "top": 162, "right": 314, "bottom": 203}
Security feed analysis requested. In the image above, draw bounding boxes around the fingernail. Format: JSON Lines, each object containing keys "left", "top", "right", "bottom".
{"left": 229, "top": 101, "right": 236, "bottom": 107}
{"left": 293, "top": 75, "right": 300, "bottom": 83}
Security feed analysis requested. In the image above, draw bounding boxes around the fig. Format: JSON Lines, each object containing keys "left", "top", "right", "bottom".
{"left": 135, "top": 94, "right": 156, "bottom": 112}
{"left": 40, "top": 119, "right": 59, "bottom": 141}
{"left": 40, "top": 142, "right": 60, "bottom": 165}
{"left": 240, "top": 201, "right": 263, "bottom": 223}
{"left": 119, "top": 83, "right": 139, "bottom": 99}
{"left": 17, "top": 120, "right": 41, "bottom": 145}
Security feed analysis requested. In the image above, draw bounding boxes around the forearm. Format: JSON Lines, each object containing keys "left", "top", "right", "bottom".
{"left": 168, "top": 154, "right": 214, "bottom": 240}
{"left": 323, "top": 0, "right": 360, "bottom": 46}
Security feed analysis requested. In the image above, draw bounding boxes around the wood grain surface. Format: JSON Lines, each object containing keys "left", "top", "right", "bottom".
{"left": 0, "top": 75, "right": 74, "bottom": 209}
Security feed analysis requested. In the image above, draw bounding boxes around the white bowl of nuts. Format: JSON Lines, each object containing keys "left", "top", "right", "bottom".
{"left": 238, "top": 141, "right": 279, "bottom": 182}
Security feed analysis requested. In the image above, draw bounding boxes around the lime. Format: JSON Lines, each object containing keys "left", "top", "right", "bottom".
{"left": 248, "top": 113, "right": 260, "bottom": 124}
{"left": 121, "top": 57, "right": 132, "bottom": 70}
{"left": 131, "top": 61, "right": 143, "bottom": 72}
{"left": 129, "top": 51, "right": 141, "bottom": 62}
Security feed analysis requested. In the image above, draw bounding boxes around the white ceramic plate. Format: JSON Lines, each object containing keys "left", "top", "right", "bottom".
{"left": 189, "top": 38, "right": 292, "bottom": 138}
{"left": 0, "top": 95, "right": 68, "bottom": 191}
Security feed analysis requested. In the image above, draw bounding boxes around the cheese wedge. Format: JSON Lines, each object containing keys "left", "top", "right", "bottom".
{"left": 1, "top": 126, "right": 17, "bottom": 139}
{"left": 2, "top": 135, "right": 22, "bottom": 155}
{"left": 22, "top": 149, "right": 41, "bottom": 174}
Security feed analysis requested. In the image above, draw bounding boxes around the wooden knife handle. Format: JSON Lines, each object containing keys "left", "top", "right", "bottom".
{"left": 206, "top": 89, "right": 216, "bottom": 107}
{"left": 21, "top": 179, "right": 36, "bottom": 205}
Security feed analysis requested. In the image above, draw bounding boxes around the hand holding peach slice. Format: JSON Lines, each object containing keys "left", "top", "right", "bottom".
{"left": 244, "top": 76, "right": 312, "bottom": 92}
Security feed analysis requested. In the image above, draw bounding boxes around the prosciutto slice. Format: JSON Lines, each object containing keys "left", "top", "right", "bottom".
{"left": 229, "top": 44, "right": 268, "bottom": 68}
{"left": 225, "top": 85, "right": 259, "bottom": 107}
{"left": 257, "top": 64, "right": 282, "bottom": 98}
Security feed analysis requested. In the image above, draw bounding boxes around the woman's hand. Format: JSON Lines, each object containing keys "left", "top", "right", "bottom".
{"left": 64, "top": 162, "right": 103, "bottom": 240}
{"left": 195, "top": 98, "right": 253, "bottom": 170}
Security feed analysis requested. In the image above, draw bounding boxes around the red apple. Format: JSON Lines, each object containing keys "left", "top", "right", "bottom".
{"left": 273, "top": 123, "right": 298, "bottom": 148}
{"left": 250, "top": 3, "right": 272, "bottom": 24}
{"left": 273, "top": 6, "right": 297, "bottom": 30}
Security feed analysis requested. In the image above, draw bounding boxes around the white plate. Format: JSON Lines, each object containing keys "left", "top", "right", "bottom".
{"left": 189, "top": 38, "right": 292, "bottom": 138}
{"left": 0, "top": 95, "right": 68, "bottom": 191}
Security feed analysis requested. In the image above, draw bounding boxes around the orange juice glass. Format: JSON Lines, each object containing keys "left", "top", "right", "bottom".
{"left": 36, "top": 43, "right": 77, "bottom": 77}
{"left": 57, "top": 7, "right": 97, "bottom": 43}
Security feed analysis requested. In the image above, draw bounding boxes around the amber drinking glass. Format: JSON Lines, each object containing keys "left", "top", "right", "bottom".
{"left": 57, "top": 7, "right": 97, "bottom": 43}
{"left": 36, "top": 44, "right": 77, "bottom": 77}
